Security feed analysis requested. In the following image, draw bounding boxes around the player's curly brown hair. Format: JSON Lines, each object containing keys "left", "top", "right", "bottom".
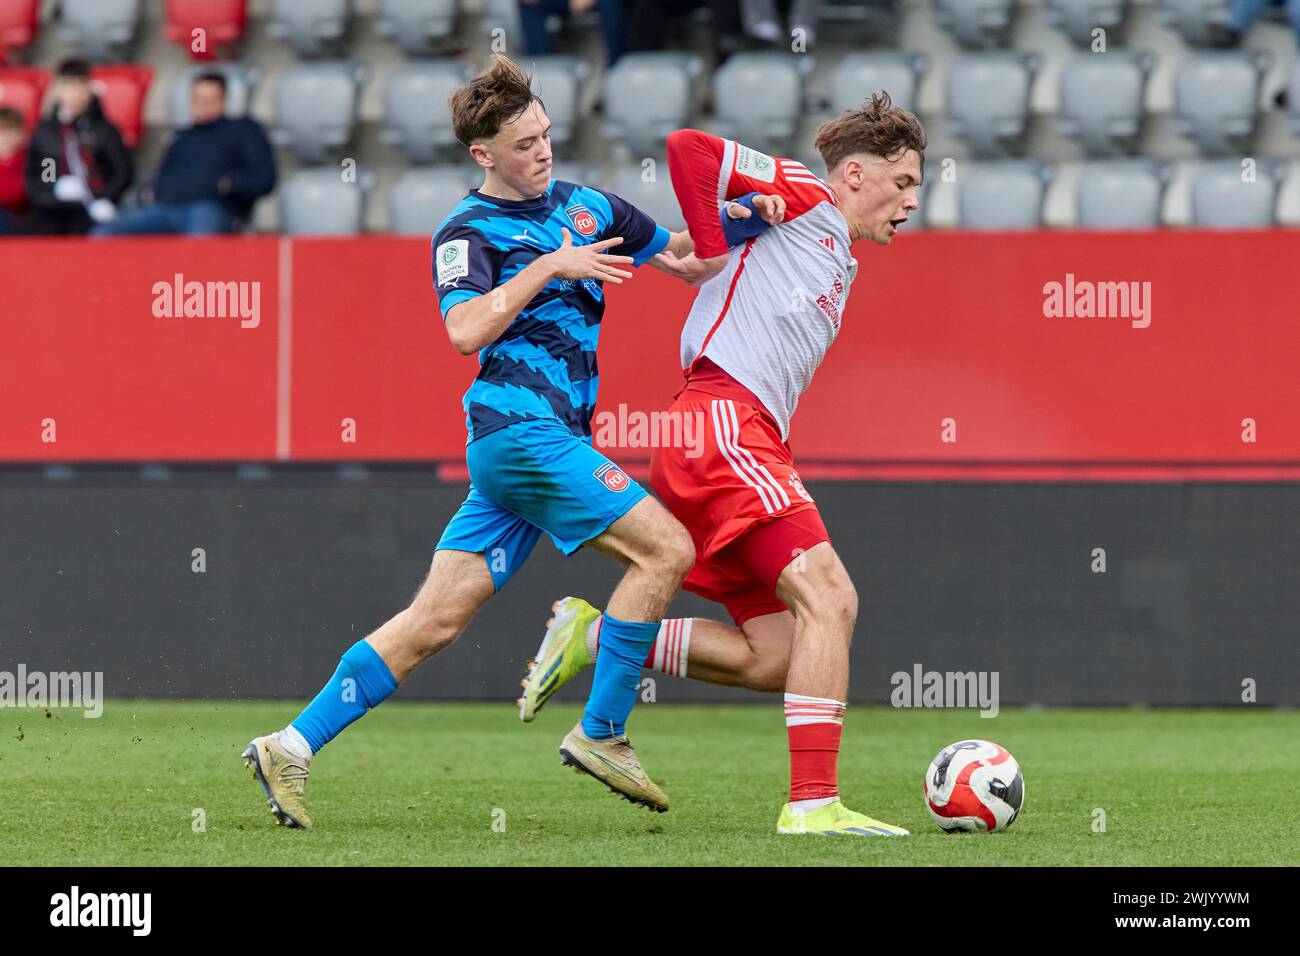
{"left": 814, "top": 91, "right": 926, "bottom": 174}
{"left": 448, "top": 54, "right": 546, "bottom": 147}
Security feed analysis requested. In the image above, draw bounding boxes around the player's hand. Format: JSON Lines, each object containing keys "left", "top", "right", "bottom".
{"left": 652, "top": 250, "right": 727, "bottom": 287}
{"left": 570, "top": 0, "right": 597, "bottom": 11}
{"left": 724, "top": 194, "right": 785, "bottom": 225}
{"left": 546, "top": 227, "right": 635, "bottom": 284}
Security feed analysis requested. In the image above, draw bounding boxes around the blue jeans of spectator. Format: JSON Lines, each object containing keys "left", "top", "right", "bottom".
{"left": 92, "top": 200, "right": 234, "bottom": 237}
{"left": 0, "top": 208, "right": 11, "bottom": 234}
{"left": 1229, "top": 0, "right": 1300, "bottom": 38}
{"left": 518, "top": 0, "right": 626, "bottom": 64}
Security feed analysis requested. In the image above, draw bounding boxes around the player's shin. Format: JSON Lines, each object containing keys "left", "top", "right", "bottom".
{"left": 580, "top": 613, "right": 658, "bottom": 739}
{"left": 288, "top": 639, "right": 399, "bottom": 755}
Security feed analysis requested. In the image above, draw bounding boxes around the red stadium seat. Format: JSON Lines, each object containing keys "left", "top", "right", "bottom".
{"left": 164, "top": 0, "right": 247, "bottom": 60}
{"left": 0, "top": 0, "right": 40, "bottom": 56}
{"left": 0, "top": 66, "right": 49, "bottom": 133}
{"left": 90, "top": 64, "right": 154, "bottom": 149}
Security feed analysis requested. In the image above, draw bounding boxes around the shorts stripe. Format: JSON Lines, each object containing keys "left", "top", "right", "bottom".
{"left": 723, "top": 401, "right": 791, "bottom": 509}
{"left": 712, "top": 399, "right": 776, "bottom": 514}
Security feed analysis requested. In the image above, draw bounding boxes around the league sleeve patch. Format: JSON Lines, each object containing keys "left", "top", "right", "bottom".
{"left": 435, "top": 239, "right": 470, "bottom": 287}
{"left": 733, "top": 143, "right": 777, "bottom": 184}
{"left": 593, "top": 461, "right": 631, "bottom": 492}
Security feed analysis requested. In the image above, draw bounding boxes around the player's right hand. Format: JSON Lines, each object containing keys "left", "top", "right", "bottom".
{"left": 546, "top": 228, "right": 636, "bottom": 284}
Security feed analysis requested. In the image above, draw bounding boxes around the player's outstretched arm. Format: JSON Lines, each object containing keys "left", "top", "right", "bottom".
{"left": 443, "top": 228, "right": 633, "bottom": 355}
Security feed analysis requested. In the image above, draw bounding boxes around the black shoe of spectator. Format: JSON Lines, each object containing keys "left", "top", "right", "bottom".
{"left": 1205, "top": 23, "right": 1241, "bottom": 48}
{"left": 1275, "top": 87, "right": 1289, "bottom": 110}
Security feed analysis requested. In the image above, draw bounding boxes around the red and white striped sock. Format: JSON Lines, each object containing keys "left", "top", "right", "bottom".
{"left": 784, "top": 692, "right": 845, "bottom": 813}
{"left": 586, "top": 616, "right": 692, "bottom": 678}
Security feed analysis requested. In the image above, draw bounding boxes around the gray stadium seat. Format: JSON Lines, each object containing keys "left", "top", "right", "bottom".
{"left": 606, "top": 160, "right": 685, "bottom": 231}
{"left": 167, "top": 64, "right": 261, "bottom": 127}
{"left": 1044, "top": 0, "right": 1132, "bottom": 48}
{"left": 481, "top": 0, "right": 522, "bottom": 38}
{"left": 1172, "top": 51, "right": 1270, "bottom": 157}
{"left": 60, "top": 0, "right": 140, "bottom": 61}
{"left": 712, "top": 52, "right": 806, "bottom": 153}
{"left": 1285, "top": 61, "right": 1300, "bottom": 137}
{"left": 1155, "top": 0, "right": 1232, "bottom": 47}
{"left": 272, "top": 62, "right": 369, "bottom": 164}
{"left": 380, "top": 61, "right": 471, "bottom": 163}
{"left": 603, "top": 53, "right": 705, "bottom": 158}
{"left": 1074, "top": 160, "right": 1169, "bottom": 229}
{"left": 957, "top": 161, "right": 1052, "bottom": 229}
{"left": 1058, "top": 52, "right": 1153, "bottom": 157}
{"left": 829, "top": 51, "right": 928, "bottom": 115}
{"left": 528, "top": 56, "right": 592, "bottom": 152}
{"left": 946, "top": 53, "right": 1040, "bottom": 158}
{"left": 932, "top": 0, "right": 1018, "bottom": 49}
{"left": 281, "top": 168, "right": 377, "bottom": 235}
{"left": 375, "top": 0, "right": 459, "bottom": 57}
{"left": 549, "top": 162, "right": 603, "bottom": 188}
{"left": 268, "top": 0, "right": 354, "bottom": 59}
{"left": 1189, "top": 161, "right": 1280, "bottom": 228}
{"left": 388, "top": 166, "right": 478, "bottom": 235}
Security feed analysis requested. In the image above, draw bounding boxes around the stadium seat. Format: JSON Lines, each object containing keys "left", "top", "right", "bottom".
{"left": 167, "top": 63, "right": 261, "bottom": 126}
{"left": 1189, "top": 161, "right": 1280, "bottom": 228}
{"left": 380, "top": 60, "right": 470, "bottom": 163}
{"left": 267, "top": 0, "right": 353, "bottom": 60}
{"left": 602, "top": 53, "right": 704, "bottom": 158}
{"left": 529, "top": 55, "right": 591, "bottom": 153}
{"left": 165, "top": 0, "right": 248, "bottom": 60}
{"left": 0, "top": 67, "right": 49, "bottom": 133}
{"left": 388, "top": 165, "right": 478, "bottom": 235}
{"left": 280, "top": 167, "right": 376, "bottom": 235}
{"left": 0, "top": 0, "right": 39, "bottom": 59}
{"left": 1172, "top": 51, "right": 1269, "bottom": 157}
{"left": 1057, "top": 52, "right": 1153, "bottom": 158}
{"left": 1074, "top": 160, "right": 1169, "bottom": 229}
{"left": 957, "top": 161, "right": 1052, "bottom": 229}
{"left": 481, "top": 0, "right": 521, "bottom": 38}
{"left": 607, "top": 159, "right": 685, "bottom": 230}
{"left": 931, "top": 0, "right": 1018, "bottom": 49}
{"left": 829, "top": 51, "right": 927, "bottom": 115}
{"left": 713, "top": 52, "right": 805, "bottom": 153}
{"left": 946, "top": 53, "right": 1040, "bottom": 158}
{"left": 89, "top": 65, "right": 153, "bottom": 149}
{"left": 375, "top": 0, "right": 459, "bottom": 57}
{"left": 60, "top": 0, "right": 141, "bottom": 62}
{"left": 1288, "top": 61, "right": 1300, "bottom": 138}
{"left": 549, "top": 162, "right": 602, "bottom": 188}
{"left": 1044, "top": 0, "right": 1132, "bottom": 48}
{"left": 1154, "top": 0, "right": 1232, "bottom": 47}
{"left": 272, "top": 62, "right": 369, "bottom": 164}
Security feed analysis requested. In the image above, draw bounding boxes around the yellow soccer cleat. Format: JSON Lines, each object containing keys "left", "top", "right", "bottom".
{"left": 776, "top": 800, "right": 909, "bottom": 837}
{"left": 559, "top": 722, "right": 669, "bottom": 813}
{"left": 242, "top": 733, "right": 312, "bottom": 830}
{"left": 518, "top": 596, "right": 599, "bottom": 722}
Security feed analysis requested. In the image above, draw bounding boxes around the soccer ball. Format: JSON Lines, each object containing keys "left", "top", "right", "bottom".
{"left": 923, "top": 739, "right": 1024, "bottom": 832}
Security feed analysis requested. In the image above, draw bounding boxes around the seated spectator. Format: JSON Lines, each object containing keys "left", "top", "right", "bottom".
{"left": 742, "top": 0, "right": 822, "bottom": 48}
{"left": 1212, "top": 0, "right": 1300, "bottom": 47}
{"left": 22, "top": 58, "right": 133, "bottom": 236}
{"left": 626, "top": 1, "right": 747, "bottom": 65}
{"left": 0, "top": 106, "right": 27, "bottom": 235}
{"left": 94, "top": 73, "right": 276, "bottom": 236}
{"left": 519, "top": 0, "right": 626, "bottom": 66}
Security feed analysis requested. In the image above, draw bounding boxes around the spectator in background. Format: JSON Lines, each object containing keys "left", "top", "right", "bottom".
{"left": 1212, "top": 0, "right": 1300, "bottom": 48}
{"left": 626, "top": 1, "right": 747, "bottom": 65}
{"left": 742, "top": 0, "right": 822, "bottom": 48}
{"left": 94, "top": 73, "right": 276, "bottom": 236}
{"left": 0, "top": 107, "right": 27, "bottom": 234}
{"left": 519, "top": 0, "right": 626, "bottom": 66}
{"left": 22, "top": 58, "right": 133, "bottom": 235}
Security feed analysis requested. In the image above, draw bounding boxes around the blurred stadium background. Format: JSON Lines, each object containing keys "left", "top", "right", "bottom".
{"left": 1, "top": 1, "right": 1297, "bottom": 709}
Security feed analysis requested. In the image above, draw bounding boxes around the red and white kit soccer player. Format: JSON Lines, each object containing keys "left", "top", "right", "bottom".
{"left": 522, "top": 94, "right": 925, "bottom": 835}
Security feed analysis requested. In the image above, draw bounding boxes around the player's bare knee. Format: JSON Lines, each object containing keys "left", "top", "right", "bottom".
{"left": 640, "top": 518, "right": 694, "bottom": 585}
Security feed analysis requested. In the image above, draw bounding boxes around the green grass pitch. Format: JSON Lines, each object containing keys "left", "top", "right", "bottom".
{"left": 1, "top": 700, "right": 1294, "bottom": 866}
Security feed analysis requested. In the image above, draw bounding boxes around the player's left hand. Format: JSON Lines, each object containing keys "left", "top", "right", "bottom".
{"left": 652, "top": 250, "right": 727, "bottom": 287}
{"left": 727, "top": 194, "right": 786, "bottom": 226}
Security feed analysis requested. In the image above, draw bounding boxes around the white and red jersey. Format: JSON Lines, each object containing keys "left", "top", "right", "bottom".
{"left": 666, "top": 128, "right": 859, "bottom": 440}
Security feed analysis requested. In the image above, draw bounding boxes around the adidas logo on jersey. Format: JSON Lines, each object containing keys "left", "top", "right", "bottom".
{"left": 819, "top": 236, "right": 836, "bottom": 251}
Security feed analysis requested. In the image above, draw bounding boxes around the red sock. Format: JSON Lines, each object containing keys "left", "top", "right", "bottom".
{"left": 784, "top": 693, "right": 845, "bottom": 802}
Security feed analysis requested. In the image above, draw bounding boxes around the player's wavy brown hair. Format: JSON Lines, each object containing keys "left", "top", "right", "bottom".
{"left": 814, "top": 91, "right": 926, "bottom": 174}
{"left": 448, "top": 54, "right": 546, "bottom": 147}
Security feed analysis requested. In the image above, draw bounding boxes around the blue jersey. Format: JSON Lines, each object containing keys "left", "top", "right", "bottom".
{"left": 432, "top": 179, "right": 671, "bottom": 444}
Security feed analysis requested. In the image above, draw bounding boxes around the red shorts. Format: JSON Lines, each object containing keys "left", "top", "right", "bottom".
{"left": 649, "top": 386, "right": 830, "bottom": 626}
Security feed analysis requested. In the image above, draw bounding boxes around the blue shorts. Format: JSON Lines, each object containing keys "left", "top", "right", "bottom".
{"left": 435, "top": 418, "right": 648, "bottom": 590}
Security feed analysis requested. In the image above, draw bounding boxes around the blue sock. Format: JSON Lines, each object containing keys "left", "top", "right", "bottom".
{"left": 290, "top": 639, "right": 398, "bottom": 753}
{"left": 581, "top": 613, "right": 658, "bottom": 739}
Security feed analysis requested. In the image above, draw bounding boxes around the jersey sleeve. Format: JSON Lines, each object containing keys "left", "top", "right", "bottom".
{"left": 592, "top": 188, "right": 671, "bottom": 266}
{"left": 666, "top": 127, "right": 834, "bottom": 259}
{"left": 432, "top": 224, "right": 504, "bottom": 320}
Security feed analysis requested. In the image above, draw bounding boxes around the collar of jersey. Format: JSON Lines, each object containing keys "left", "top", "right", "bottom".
{"left": 469, "top": 180, "right": 556, "bottom": 209}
